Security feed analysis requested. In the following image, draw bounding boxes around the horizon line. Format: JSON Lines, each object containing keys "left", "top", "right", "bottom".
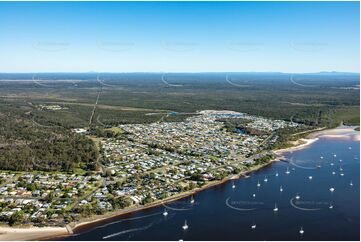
{"left": 0, "top": 71, "right": 359, "bottom": 75}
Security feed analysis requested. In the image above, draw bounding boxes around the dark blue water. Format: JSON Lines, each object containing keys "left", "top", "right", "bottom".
{"left": 65, "top": 136, "right": 360, "bottom": 240}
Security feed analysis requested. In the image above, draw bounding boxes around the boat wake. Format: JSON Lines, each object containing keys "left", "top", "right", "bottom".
{"left": 289, "top": 157, "right": 318, "bottom": 170}
{"left": 96, "top": 212, "right": 163, "bottom": 229}
{"left": 102, "top": 222, "right": 154, "bottom": 239}
{"left": 70, "top": 212, "right": 163, "bottom": 237}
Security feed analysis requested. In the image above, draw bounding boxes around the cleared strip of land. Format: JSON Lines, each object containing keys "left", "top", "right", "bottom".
{"left": 44, "top": 101, "right": 169, "bottom": 112}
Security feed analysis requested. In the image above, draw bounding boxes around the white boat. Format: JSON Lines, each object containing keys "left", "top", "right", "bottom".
{"left": 275, "top": 172, "right": 279, "bottom": 177}
{"left": 295, "top": 193, "right": 300, "bottom": 200}
{"left": 163, "top": 209, "right": 168, "bottom": 216}
{"left": 316, "top": 164, "right": 321, "bottom": 168}
{"left": 285, "top": 167, "right": 290, "bottom": 175}
{"left": 340, "top": 173, "right": 344, "bottom": 177}
{"left": 350, "top": 181, "right": 353, "bottom": 186}
{"left": 264, "top": 176, "right": 268, "bottom": 182}
{"left": 251, "top": 224, "right": 256, "bottom": 229}
{"left": 182, "top": 220, "right": 188, "bottom": 230}
{"left": 331, "top": 163, "right": 334, "bottom": 166}
{"left": 339, "top": 166, "right": 343, "bottom": 171}
{"left": 273, "top": 203, "right": 278, "bottom": 212}
{"left": 257, "top": 180, "right": 261, "bottom": 187}
{"left": 252, "top": 193, "right": 256, "bottom": 198}
{"left": 329, "top": 202, "right": 333, "bottom": 209}
{"left": 332, "top": 171, "right": 336, "bottom": 175}
{"left": 339, "top": 159, "right": 343, "bottom": 163}
{"left": 190, "top": 196, "right": 195, "bottom": 204}
{"left": 280, "top": 185, "right": 283, "bottom": 192}
{"left": 308, "top": 176, "right": 313, "bottom": 180}
{"left": 333, "top": 154, "right": 337, "bottom": 157}
{"left": 329, "top": 187, "right": 335, "bottom": 192}
{"left": 232, "top": 181, "right": 236, "bottom": 189}
{"left": 348, "top": 147, "right": 352, "bottom": 150}
{"left": 320, "top": 156, "right": 324, "bottom": 159}
{"left": 299, "top": 227, "right": 304, "bottom": 235}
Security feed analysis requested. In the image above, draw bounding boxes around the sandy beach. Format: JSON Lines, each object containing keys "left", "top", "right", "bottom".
{"left": 275, "top": 125, "right": 360, "bottom": 155}
{"left": 68, "top": 159, "right": 275, "bottom": 235}
{"left": 0, "top": 158, "right": 275, "bottom": 241}
{"left": 0, "top": 226, "right": 68, "bottom": 241}
{"left": 274, "top": 137, "right": 319, "bottom": 155}
{"left": 308, "top": 125, "right": 360, "bottom": 141}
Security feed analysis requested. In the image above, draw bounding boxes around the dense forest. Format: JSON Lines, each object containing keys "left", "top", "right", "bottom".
{"left": 0, "top": 103, "right": 98, "bottom": 172}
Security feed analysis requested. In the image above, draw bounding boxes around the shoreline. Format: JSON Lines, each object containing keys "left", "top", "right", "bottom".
{"left": 274, "top": 125, "right": 360, "bottom": 155}
{"left": 67, "top": 158, "right": 276, "bottom": 236}
{"left": 0, "top": 159, "right": 276, "bottom": 241}
{"left": 0, "top": 226, "right": 69, "bottom": 241}
{"left": 273, "top": 137, "right": 319, "bottom": 155}
{"left": 1, "top": 125, "right": 358, "bottom": 241}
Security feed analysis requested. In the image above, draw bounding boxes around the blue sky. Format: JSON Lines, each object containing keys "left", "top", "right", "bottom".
{"left": 0, "top": 1, "right": 359, "bottom": 73}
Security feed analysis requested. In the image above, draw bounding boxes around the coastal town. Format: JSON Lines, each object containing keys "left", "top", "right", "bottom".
{"left": 0, "top": 110, "right": 302, "bottom": 229}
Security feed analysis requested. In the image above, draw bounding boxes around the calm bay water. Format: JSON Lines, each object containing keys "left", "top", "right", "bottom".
{"left": 64, "top": 134, "right": 360, "bottom": 241}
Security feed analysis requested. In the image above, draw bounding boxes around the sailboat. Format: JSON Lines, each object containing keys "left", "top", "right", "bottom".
{"left": 340, "top": 173, "right": 344, "bottom": 177}
{"left": 348, "top": 146, "right": 352, "bottom": 150}
{"left": 232, "top": 181, "right": 236, "bottom": 189}
{"left": 295, "top": 193, "right": 300, "bottom": 200}
{"left": 308, "top": 176, "right": 313, "bottom": 180}
{"left": 285, "top": 167, "right": 290, "bottom": 175}
{"left": 279, "top": 185, "right": 283, "bottom": 192}
{"left": 299, "top": 227, "right": 304, "bottom": 235}
{"left": 350, "top": 181, "right": 353, "bottom": 186}
{"left": 251, "top": 224, "right": 256, "bottom": 229}
{"left": 329, "top": 202, "right": 333, "bottom": 209}
{"left": 264, "top": 176, "right": 268, "bottom": 182}
{"left": 257, "top": 180, "right": 261, "bottom": 187}
{"left": 275, "top": 172, "right": 279, "bottom": 177}
{"left": 332, "top": 171, "right": 336, "bottom": 175}
{"left": 190, "top": 196, "right": 195, "bottom": 204}
{"left": 329, "top": 187, "right": 335, "bottom": 192}
{"left": 163, "top": 209, "right": 168, "bottom": 216}
{"left": 252, "top": 193, "right": 256, "bottom": 198}
{"left": 273, "top": 203, "right": 278, "bottom": 212}
{"left": 330, "top": 163, "right": 334, "bottom": 166}
{"left": 320, "top": 156, "right": 324, "bottom": 159}
{"left": 333, "top": 154, "right": 337, "bottom": 157}
{"left": 182, "top": 220, "right": 188, "bottom": 230}
{"left": 339, "top": 166, "right": 343, "bottom": 171}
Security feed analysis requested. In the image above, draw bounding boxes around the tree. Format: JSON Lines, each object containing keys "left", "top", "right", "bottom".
{"left": 9, "top": 211, "right": 25, "bottom": 226}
